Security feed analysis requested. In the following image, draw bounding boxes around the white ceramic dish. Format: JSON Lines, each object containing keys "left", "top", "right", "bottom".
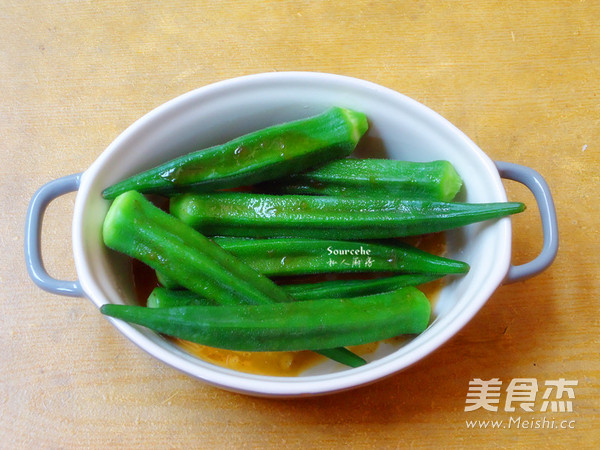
{"left": 25, "top": 72, "right": 557, "bottom": 397}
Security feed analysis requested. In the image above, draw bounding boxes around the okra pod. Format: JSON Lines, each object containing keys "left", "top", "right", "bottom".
{"left": 170, "top": 192, "right": 526, "bottom": 240}
{"left": 153, "top": 236, "right": 464, "bottom": 290}
{"left": 148, "top": 274, "right": 441, "bottom": 307}
{"left": 102, "top": 107, "right": 368, "bottom": 199}
{"left": 147, "top": 288, "right": 217, "bottom": 308}
{"left": 261, "top": 158, "right": 463, "bottom": 201}
{"left": 282, "top": 273, "right": 441, "bottom": 300}
{"left": 101, "top": 287, "right": 432, "bottom": 352}
{"left": 103, "top": 190, "right": 293, "bottom": 305}
{"left": 212, "top": 237, "right": 469, "bottom": 276}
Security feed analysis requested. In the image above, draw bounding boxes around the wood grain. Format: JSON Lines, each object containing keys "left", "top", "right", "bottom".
{"left": 2, "top": 1, "right": 598, "bottom": 448}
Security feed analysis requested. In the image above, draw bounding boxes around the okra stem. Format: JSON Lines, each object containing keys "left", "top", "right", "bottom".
{"left": 313, "top": 348, "right": 367, "bottom": 368}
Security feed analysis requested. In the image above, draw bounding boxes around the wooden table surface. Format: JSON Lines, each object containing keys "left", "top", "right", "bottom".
{"left": 2, "top": 1, "right": 598, "bottom": 448}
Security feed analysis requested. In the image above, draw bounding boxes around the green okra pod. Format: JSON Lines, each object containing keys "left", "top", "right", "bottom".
{"left": 153, "top": 236, "right": 464, "bottom": 290}
{"left": 103, "top": 190, "right": 293, "bottom": 306}
{"left": 261, "top": 158, "right": 463, "bottom": 201}
{"left": 281, "top": 273, "right": 442, "bottom": 300}
{"left": 147, "top": 288, "right": 217, "bottom": 308}
{"left": 148, "top": 274, "right": 441, "bottom": 307}
{"left": 102, "top": 107, "right": 368, "bottom": 199}
{"left": 170, "top": 192, "right": 526, "bottom": 240}
{"left": 101, "top": 287, "right": 432, "bottom": 352}
{"left": 212, "top": 237, "right": 469, "bottom": 276}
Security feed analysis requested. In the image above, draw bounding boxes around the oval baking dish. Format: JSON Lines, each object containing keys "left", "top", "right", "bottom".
{"left": 25, "top": 72, "right": 558, "bottom": 397}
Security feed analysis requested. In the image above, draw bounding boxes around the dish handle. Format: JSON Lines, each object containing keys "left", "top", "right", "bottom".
{"left": 25, "top": 173, "right": 84, "bottom": 297}
{"left": 495, "top": 161, "right": 558, "bottom": 283}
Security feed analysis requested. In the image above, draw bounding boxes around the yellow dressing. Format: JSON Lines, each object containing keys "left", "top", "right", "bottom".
{"left": 174, "top": 340, "right": 381, "bottom": 376}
